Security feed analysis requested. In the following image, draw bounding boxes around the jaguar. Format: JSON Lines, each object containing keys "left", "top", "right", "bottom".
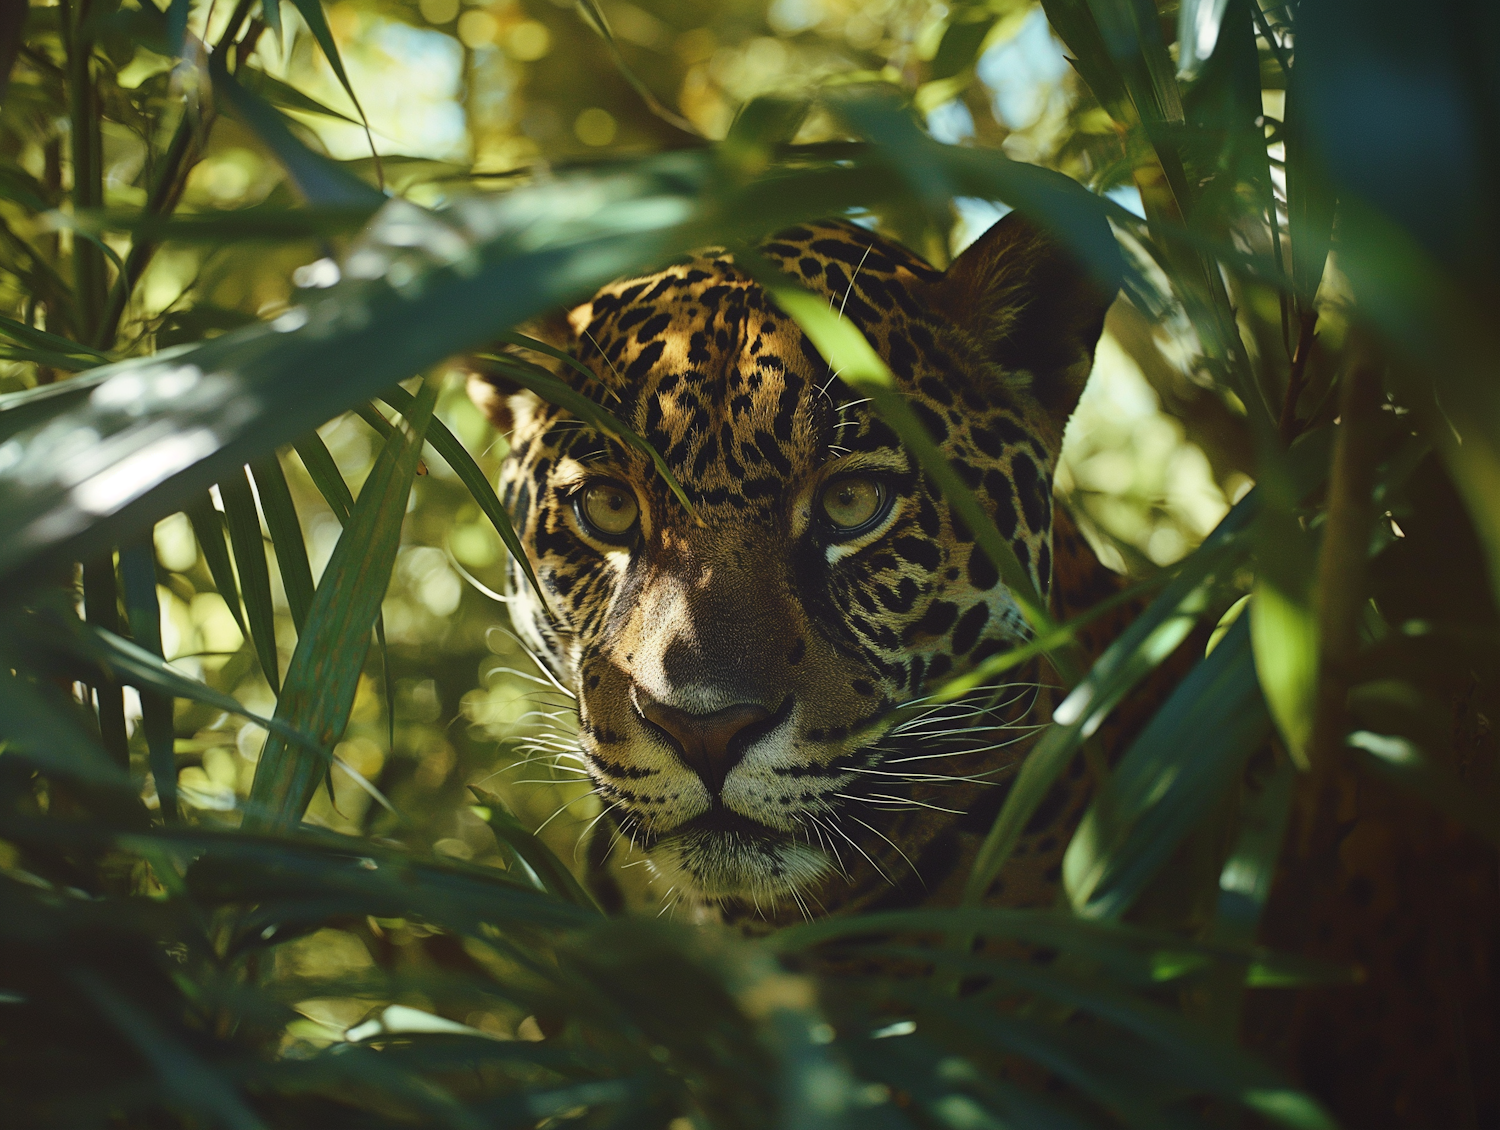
{"left": 469, "top": 212, "right": 1123, "bottom": 925}
{"left": 468, "top": 214, "right": 1499, "bottom": 1127}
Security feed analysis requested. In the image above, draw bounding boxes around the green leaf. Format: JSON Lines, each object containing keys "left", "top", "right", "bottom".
{"left": 284, "top": 0, "right": 383, "bottom": 174}
{"left": 79, "top": 622, "right": 328, "bottom": 763}
{"left": 245, "top": 380, "right": 435, "bottom": 832}
{"left": 81, "top": 555, "right": 130, "bottom": 769}
{"left": 930, "top": 14, "right": 996, "bottom": 82}
{"left": 210, "top": 54, "right": 384, "bottom": 208}
{"left": 0, "top": 665, "right": 130, "bottom": 787}
{"left": 249, "top": 453, "right": 315, "bottom": 634}
{"left": 1176, "top": 0, "right": 1230, "bottom": 81}
{"left": 469, "top": 786, "right": 599, "bottom": 911}
{"left": 1249, "top": 581, "right": 1318, "bottom": 770}
{"left": 73, "top": 204, "right": 377, "bottom": 242}
{"left": 378, "top": 383, "right": 543, "bottom": 603}
{"left": 291, "top": 431, "right": 355, "bottom": 523}
{"left": 119, "top": 540, "right": 178, "bottom": 820}
{"left": 219, "top": 469, "right": 282, "bottom": 695}
{"left": 1062, "top": 615, "right": 1272, "bottom": 919}
{"left": 239, "top": 64, "right": 361, "bottom": 126}
{"left": 69, "top": 967, "right": 268, "bottom": 1130}
{"left": 962, "top": 490, "right": 1259, "bottom": 905}
{"left": 186, "top": 495, "right": 248, "bottom": 637}
{"left": 769, "top": 905, "right": 1353, "bottom": 988}
{"left": 0, "top": 312, "right": 112, "bottom": 368}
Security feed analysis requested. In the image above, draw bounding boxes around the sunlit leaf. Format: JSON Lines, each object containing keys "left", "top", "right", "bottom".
{"left": 245, "top": 381, "right": 435, "bottom": 831}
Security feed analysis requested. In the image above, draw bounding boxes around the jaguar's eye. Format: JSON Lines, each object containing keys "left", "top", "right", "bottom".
{"left": 820, "top": 476, "right": 887, "bottom": 534}
{"left": 577, "top": 481, "right": 639, "bottom": 540}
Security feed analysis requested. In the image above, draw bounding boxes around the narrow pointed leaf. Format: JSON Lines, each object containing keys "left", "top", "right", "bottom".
{"left": 470, "top": 785, "right": 599, "bottom": 910}
{"left": 250, "top": 453, "right": 315, "bottom": 633}
{"left": 245, "top": 381, "right": 436, "bottom": 831}
{"left": 962, "top": 490, "right": 1258, "bottom": 904}
{"left": 119, "top": 540, "right": 178, "bottom": 820}
{"left": 81, "top": 555, "right": 129, "bottom": 768}
{"left": 220, "top": 469, "right": 281, "bottom": 694}
{"left": 1062, "top": 615, "right": 1271, "bottom": 919}
{"left": 378, "top": 383, "right": 542, "bottom": 601}
{"left": 292, "top": 432, "right": 355, "bottom": 522}
{"left": 186, "top": 496, "right": 247, "bottom": 637}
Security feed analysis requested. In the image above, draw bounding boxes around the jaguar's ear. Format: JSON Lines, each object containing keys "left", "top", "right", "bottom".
{"left": 465, "top": 307, "right": 575, "bottom": 434}
{"left": 929, "top": 211, "right": 1120, "bottom": 445}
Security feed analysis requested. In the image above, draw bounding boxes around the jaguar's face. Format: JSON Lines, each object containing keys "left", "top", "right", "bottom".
{"left": 470, "top": 217, "right": 1113, "bottom": 904}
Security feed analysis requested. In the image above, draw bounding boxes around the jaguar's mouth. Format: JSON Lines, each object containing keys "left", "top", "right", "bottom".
{"left": 645, "top": 807, "right": 831, "bottom": 900}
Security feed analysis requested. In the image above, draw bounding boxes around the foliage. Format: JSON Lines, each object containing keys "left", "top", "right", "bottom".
{"left": 0, "top": 0, "right": 1497, "bottom": 1127}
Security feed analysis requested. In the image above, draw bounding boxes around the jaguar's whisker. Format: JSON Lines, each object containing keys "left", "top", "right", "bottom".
{"left": 848, "top": 814, "right": 923, "bottom": 888}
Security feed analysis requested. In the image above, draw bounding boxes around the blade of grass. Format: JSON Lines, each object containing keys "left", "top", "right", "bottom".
{"left": 245, "top": 380, "right": 436, "bottom": 832}
{"left": 378, "top": 383, "right": 543, "bottom": 603}
{"left": 1061, "top": 615, "right": 1271, "bottom": 919}
{"left": 470, "top": 786, "right": 599, "bottom": 911}
{"left": 249, "top": 453, "right": 315, "bottom": 633}
{"left": 219, "top": 469, "right": 281, "bottom": 695}
{"left": 186, "top": 496, "right": 248, "bottom": 638}
{"left": 961, "top": 488, "right": 1258, "bottom": 905}
{"left": 81, "top": 555, "right": 130, "bottom": 769}
{"left": 119, "top": 540, "right": 178, "bottom": 821}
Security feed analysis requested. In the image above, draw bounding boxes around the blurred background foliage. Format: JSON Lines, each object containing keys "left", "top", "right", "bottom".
{"left": 2, "top": 0, "right": 1498, "bottom": 1125}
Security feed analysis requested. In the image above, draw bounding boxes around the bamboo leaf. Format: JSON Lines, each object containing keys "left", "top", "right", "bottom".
{"left": 291, "top": 431, "right": 355, "bottom": 522}
{"left": 119, "top": 540, "right": 178, "bottom": 820}
{"left": 249, "top": 453, "right": 315, "bottom": 634}
{"left": 962, "top": 490, "right": 1258, "bottom": 905}
{"left": 1062, "top": 615, "right": 1272, "bottom": 919}
{"left": 81, "top": 555, "right": 130, "bottom": 769}
{"left": 219, "top": 469, "right": 282, "bottom": 695}
{"left": 245, "top": 381, "right": 436, "bottom": 832}
{"left": 378, "top": 383, "right": 543, "bottom": 602}
{"left": 283, "top": 0, "right": 383, "bottom": 175}
{"left": 210, "top": 54, "right": 384, "bottom": 208}
{"left": 470, "top": 786, "right": 599, "bottom": 911}
{"left": 186, "top": 496, "right": 248, "bottom": 637}
{"left": 0, "top": 666, "right": 130, "bottom": 787}
{"left": 239, "top": 64, "right": 361, "bottom": 126}
{"left": 478, "top": 354, "right": 695, "bottom": 517}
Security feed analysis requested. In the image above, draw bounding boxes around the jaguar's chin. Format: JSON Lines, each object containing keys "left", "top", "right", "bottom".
{"left": 647, "top": 810, "right": 830, "bottom": 901}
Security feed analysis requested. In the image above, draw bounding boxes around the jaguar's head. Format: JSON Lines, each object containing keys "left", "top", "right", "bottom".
{"left": 469, "top": 215, "right": 1115, "bottom": 908}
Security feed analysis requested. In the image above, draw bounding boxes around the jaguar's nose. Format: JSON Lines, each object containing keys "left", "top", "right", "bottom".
{"left": 636, "top": 695, "right": 774, "bottom": 793}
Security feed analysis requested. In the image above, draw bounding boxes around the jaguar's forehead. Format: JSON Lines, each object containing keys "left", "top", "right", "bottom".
{"left": 535, "top": 223, "right": 947, "bottom": 515}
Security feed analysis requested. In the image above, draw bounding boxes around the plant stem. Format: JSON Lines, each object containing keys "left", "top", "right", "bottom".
{"left": 94, "top": 0, "right": 256, "bottom": 350}
{"left": 1310, "top": 340, "right": 1383, "bottom": 770}
{"left": 1278, "top": 309, "right": 1319, "bottom": 445}
{"left": 62, "top": 0, "right": 105, "bottom": 344}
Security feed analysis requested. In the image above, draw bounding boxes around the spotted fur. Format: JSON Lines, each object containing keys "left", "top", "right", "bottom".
{"left": 468, "top": 214, "right": 1122, "bottom": 922}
